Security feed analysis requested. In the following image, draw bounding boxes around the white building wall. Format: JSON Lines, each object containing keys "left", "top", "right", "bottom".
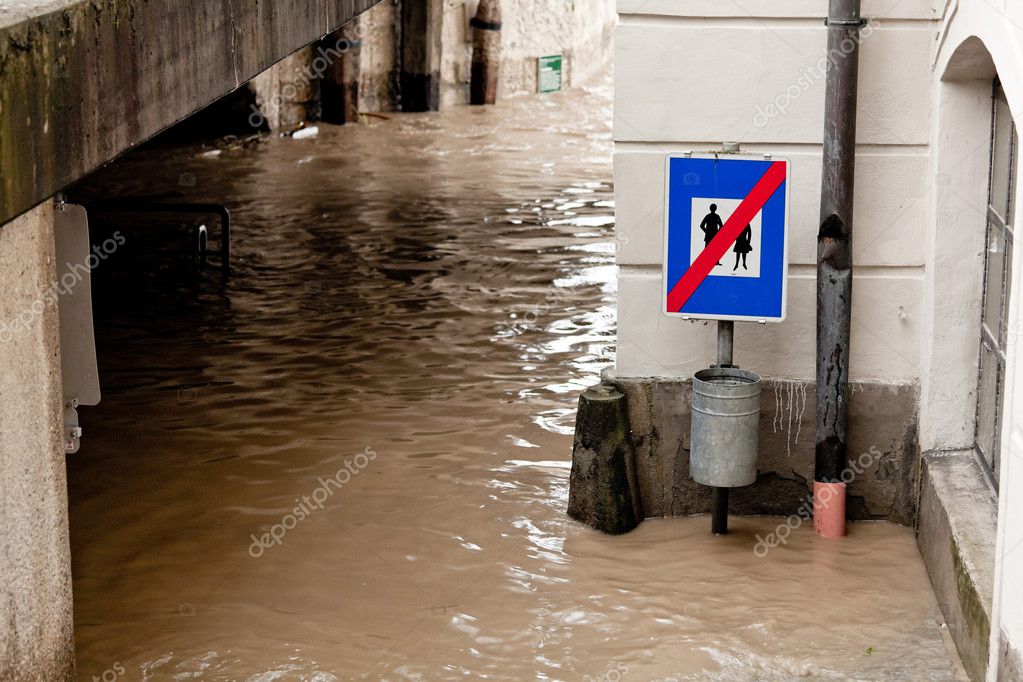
{"left": 614, "top": 0, "right": 940, "bottom": 382}
{"left": 940, "top": 2, "right": 1023, "bottom": 676}
{"left": 615, "top": 0, "right": 1023, "bottom": 676}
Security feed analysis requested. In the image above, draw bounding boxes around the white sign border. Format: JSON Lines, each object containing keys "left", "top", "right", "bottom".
{"left": 661, "top": 151, "right": 791, "bottom": 323}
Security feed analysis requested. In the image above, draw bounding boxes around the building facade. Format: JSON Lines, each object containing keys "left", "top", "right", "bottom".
{"left": 610, "top": 0, "right": 1023, "bottom": 678}
{"left": 249, "top": 0, "right": 616, "bottom": 128}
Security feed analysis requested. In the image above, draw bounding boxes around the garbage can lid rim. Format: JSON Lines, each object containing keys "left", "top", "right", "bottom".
{"left": 693, "top": 367, "right": 762, "bottom": 384}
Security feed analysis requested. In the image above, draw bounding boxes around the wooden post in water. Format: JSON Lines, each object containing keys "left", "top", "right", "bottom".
{"left": 470, "top": 0, "right": 502, "bottom": 105}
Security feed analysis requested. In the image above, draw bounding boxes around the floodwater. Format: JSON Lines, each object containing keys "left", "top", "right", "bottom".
{"left": 69, "top": 76, "right": 964, "bottom": 680}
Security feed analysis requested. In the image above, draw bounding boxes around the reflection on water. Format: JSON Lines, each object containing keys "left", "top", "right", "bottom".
{"left": 69, "top": 76, "right": 962, "bottom": 680}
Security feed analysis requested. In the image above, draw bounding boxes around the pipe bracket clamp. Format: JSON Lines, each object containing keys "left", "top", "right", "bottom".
{"left": 470, "top": 17, "right": 503, "bottom": 31}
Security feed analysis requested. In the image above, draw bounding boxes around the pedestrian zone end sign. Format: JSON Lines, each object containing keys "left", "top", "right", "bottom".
{"left": 663, "top": 154, "right": 790, "bottom": 322}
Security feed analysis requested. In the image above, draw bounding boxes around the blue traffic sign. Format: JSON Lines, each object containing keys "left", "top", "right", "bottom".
{"left": 663, "top": 154, "right": 790, "bottom": 322}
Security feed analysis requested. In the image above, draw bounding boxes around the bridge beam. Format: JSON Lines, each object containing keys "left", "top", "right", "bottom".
{"left": 0, "top": 0, "right": 383, "bottom": 226}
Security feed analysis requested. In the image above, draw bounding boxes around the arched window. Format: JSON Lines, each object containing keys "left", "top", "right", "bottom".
{"left": 975, "top": 78, "right": 1017, "bottom": 490}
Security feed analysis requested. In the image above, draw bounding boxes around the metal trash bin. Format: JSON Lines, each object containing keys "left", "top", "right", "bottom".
{"left": 690, "top": 367, "right": 762, "bottom": 488}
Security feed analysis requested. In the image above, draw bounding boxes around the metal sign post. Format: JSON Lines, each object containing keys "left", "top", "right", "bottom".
{"left": 712, "top": 320, "right": 734, "bottom": 534}
{"left": 663, "top": 145, "right": 790, "bottom": 534}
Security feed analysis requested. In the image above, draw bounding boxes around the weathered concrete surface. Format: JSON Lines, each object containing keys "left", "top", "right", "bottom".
{"left": 0, "top": 0, "right": 382, "bottom": 225}
{"left": 918, "top": 451, "right": 996, "bottom": 682}
{"left": 356, "top": 1, "right": 397, "bottom": 113}
{"left": 249, "top": 45, "right": 321, "bottom": 131}
{"left": 437, "top": 0, "right": 616, "bottom": 107}
{"left": 0, "top": 203, "right": 73, "bottom": 680}
{"left": 598, "top": 371, "right": 919, "bottom": 524}
{"left": 998, "top": 637, "right": 1022, "bottom": 682}
{"left": 568, "top": 383, "right": 641, "bottom": 534}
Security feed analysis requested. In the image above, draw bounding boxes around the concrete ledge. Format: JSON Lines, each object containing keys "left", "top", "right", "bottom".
{"left": 0, "top": 0, "right": 381, "bottom": 225}
{"left": 599, "top": 370, "right": 919, "bottom": 524}
{"left": 917, "top": 451, "right": 997, "bottom": 681}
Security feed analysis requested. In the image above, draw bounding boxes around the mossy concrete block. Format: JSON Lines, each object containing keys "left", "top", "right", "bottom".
{"left": 918, "top": 451, "right": 996, "bottom": 681}
{"left": 568, "top": 383, "right": 641, "bottom": 534}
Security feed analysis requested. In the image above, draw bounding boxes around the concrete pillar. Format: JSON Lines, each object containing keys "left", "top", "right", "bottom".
{"left": 0, "top": 203, "right": 74, "bottom": 680}
{"left": 249, "top": 46, "right": 321, "bottom": 131}
{"left": 319, "top": 21, "right": 363, "bottom": 124}
{"left": 356, "top": 2, "right": 399, "bottom": 113}
{"left": 399, "top": 0, "right": 442, "bottom": 111}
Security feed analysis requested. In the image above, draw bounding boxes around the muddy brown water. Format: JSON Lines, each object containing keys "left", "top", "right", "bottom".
{"left": 68, "top": 77, "right": 964, "bottom": 680}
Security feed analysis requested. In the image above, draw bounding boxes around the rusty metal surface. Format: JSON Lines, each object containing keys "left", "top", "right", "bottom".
{"left": 816, "top": 0, "right": 862, "bottom": 484}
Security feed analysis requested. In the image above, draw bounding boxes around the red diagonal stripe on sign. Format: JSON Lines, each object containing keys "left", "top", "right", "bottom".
{"left": 666, "top": 161, "right": 787, "bottom": 313}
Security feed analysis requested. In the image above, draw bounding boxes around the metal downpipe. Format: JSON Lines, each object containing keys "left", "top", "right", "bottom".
{"left": 814, "top": 0, "right": 864, "bottom": 538}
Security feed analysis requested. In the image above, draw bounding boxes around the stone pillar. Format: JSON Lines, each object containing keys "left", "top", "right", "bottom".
{"left": 0, "top": 203, "right": 75, "bottom": 680}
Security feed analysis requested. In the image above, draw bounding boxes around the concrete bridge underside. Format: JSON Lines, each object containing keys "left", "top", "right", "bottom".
{"left": 0, "top": 1, "right": 380, "bottom": 678}
{"left": 0, "top": 0, "right": 381, "bottom": 227}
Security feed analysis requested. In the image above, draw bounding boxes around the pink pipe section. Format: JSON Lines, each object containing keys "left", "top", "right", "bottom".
{"left": 813, "top": 481, "right": 846, "bottom": 538}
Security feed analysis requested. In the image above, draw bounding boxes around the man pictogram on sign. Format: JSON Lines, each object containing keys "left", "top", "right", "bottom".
{"left": 699, "top": 204, "right": 724, "bottom": 266}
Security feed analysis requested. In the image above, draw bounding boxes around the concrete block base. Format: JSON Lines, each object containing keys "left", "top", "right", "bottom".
{"left": 917, "top": 451, "right": 997, "bottom": 681}
{"left": 572, "top": 370, "right": 919, "bottom": 526}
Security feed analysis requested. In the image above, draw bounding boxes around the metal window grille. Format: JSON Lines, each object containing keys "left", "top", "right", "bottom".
{"left": 974, "top": 79, "right": 1017, "bottom": 491}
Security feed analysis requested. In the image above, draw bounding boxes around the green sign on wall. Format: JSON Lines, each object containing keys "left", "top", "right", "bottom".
{"left": 538, "top": 55, "right": 563, "bottom": 94}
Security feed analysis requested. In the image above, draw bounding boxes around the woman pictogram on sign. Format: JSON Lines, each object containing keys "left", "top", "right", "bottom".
{"left": 700, "top": 204, "right": 724, "bottom": 266}
{"left": 733, "top": 223, "right": 753, "bottom": 271}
